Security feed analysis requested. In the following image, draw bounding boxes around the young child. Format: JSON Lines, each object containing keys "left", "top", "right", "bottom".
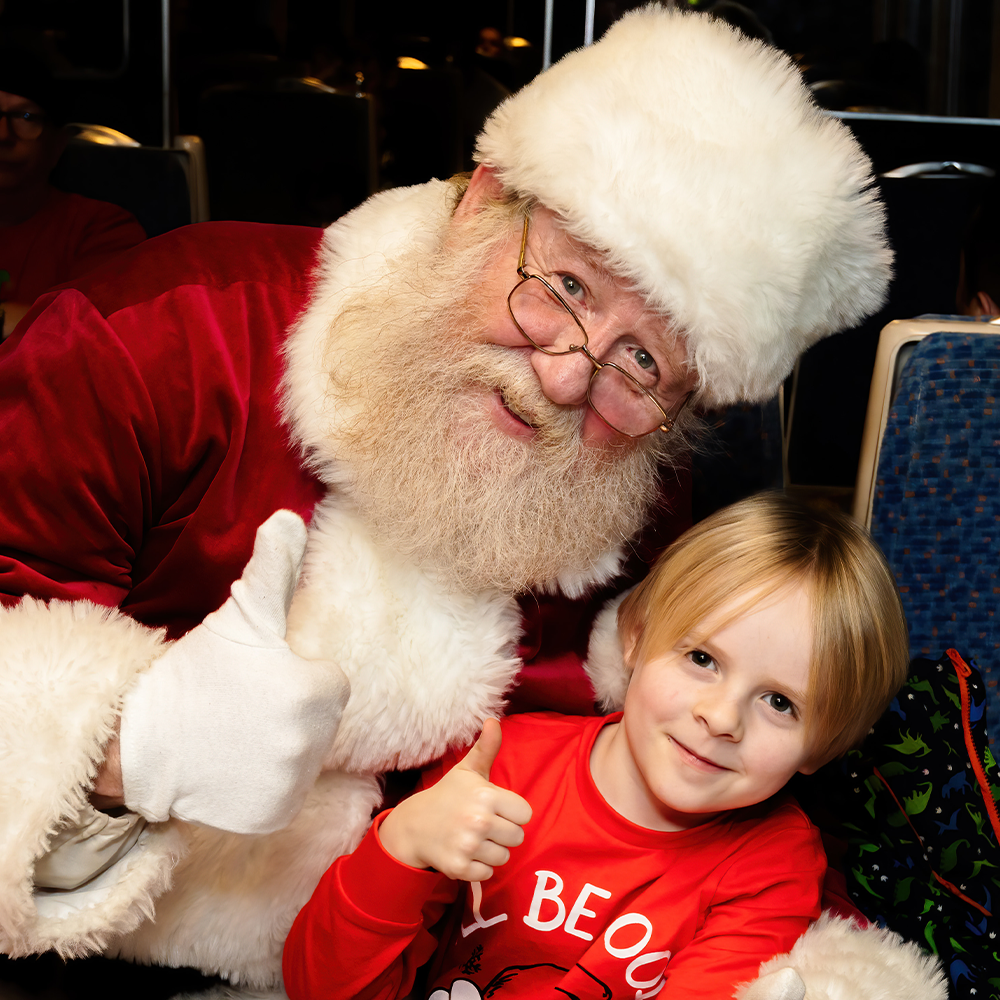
{"left": 282, "top": 493, "right": 910, "bottom": 1000}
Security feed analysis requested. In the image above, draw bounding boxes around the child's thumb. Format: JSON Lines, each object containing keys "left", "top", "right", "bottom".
{"left": 460, "top": 717, "right": 503, "bottom": 781}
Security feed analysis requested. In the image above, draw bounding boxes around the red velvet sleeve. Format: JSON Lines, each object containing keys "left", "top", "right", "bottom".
{"left": 0, "top": 290, "right": 155, "bottom": 609}
{"left": 282, "top": 811, "right": 460, "bottom": 1000}
{"left": 0, "top": 222, "right": 325, "bottom": 635}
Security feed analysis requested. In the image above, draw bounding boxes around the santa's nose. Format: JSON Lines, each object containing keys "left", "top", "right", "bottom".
{"left": 529, "top": 347, "right": 596, "bottom": 407}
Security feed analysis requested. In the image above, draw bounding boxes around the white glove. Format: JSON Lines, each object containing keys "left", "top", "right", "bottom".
{"left": 34, "top": 804, "right": 146, "bottom": 890}
{"left": 120, "top": 510, "right": 350, "bottom": 834}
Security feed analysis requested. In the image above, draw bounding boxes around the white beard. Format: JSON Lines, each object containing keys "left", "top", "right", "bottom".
{"left": 315, "top": 201, "right": 687, "bottom": 596}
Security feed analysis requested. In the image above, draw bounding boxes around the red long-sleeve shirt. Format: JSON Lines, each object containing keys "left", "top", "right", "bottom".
{"left": 284, "top": 713, "right": 827, "bottom": 1000}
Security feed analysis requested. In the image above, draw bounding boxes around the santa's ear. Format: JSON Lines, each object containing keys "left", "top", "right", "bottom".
{"left": 453, "top": 164, "right": 507, "bottom": 221}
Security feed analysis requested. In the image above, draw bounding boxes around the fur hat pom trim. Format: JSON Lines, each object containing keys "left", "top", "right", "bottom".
{"left": 582, "top": 590, "right": 632, "bottom": 712}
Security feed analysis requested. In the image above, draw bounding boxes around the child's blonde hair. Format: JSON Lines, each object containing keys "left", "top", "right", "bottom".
{"left": 617, "top": 492, "right": 909, "bottom": 764}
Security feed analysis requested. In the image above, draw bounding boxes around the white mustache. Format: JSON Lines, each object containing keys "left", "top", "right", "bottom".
{"left": 453, "top": 345, "right": 586, "bottom": 445}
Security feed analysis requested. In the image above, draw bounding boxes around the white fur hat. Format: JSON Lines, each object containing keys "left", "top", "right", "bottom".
{"left": 475, "top": 6, "right": 892, "bottom": 406}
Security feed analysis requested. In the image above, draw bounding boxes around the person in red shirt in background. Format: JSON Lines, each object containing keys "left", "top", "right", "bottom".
{"left": 0, "top": 45, "right": 145, "bottom": 339}
{"left": 282, "top": 494, "right": 918, "bottom": 1000}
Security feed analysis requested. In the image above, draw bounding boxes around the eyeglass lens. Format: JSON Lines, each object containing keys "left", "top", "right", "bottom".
{"left": 1, "top": 111, "right": 44, "bottom": 140}
{"left": 508, "top": 277, "right": 669, "bottom": 437}
{"left": 508, "top": 275, "right": 587, "bottom": 353}
{"left": 587, "top": 365, "right": 666, "bottom": 437}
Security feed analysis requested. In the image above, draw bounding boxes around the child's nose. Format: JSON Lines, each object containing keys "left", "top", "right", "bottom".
{"left": 696, "top": 692, "right": 743, "bottom": 741}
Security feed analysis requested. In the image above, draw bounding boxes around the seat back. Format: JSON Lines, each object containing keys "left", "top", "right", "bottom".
{"left": 198, "top": 81, "right": 377, "bottom": 226}
{"left": 784, "top": 170, "right": 992, "bottom": 493}
{"left": 855, "top": 319, "right": 1000, "bottom": 743}
{"left": 50, "top": 135, "right": 208, "bottom": 237}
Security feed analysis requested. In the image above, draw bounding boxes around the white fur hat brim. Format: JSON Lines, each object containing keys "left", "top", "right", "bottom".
{"left": 476, "top": 6, "right": 892, "bottom": 406}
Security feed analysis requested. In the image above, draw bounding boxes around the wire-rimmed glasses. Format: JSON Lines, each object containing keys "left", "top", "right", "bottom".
{"left": 0, "top": 109, "right": 47, "bottom": 141}
{"left": 506, "top": 214, "right": 684, "bottom": 438}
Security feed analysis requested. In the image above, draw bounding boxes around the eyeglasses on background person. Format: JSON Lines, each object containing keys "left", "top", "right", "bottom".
{"left": 0, "top": 108, "right": 47, "bottom": 141}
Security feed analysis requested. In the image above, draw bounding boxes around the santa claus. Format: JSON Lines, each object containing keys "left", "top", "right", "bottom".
{"left": 0, "top": 8, "right": 928, "bottom": 999}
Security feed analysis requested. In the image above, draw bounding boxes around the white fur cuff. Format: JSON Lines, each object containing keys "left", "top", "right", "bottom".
{"left": 0, "top": 598, "right": 184, "bottom": 957}
{"left": 582, "top": 590, "right": 632, "bottom": 712}
{"left": 735, "top": 912, "right": 948, "bottom": 1000}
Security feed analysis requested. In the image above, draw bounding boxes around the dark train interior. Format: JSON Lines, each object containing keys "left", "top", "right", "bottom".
{"left": 1, "top": 2, "right": 998, "bottom": 997}
{"left": 4, "top": 0, "right": 998, "bottom": 509}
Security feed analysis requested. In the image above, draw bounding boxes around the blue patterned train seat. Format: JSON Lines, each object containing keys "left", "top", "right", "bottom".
{"left": 869, "top": 329, "right": 1000, "bottom": 745}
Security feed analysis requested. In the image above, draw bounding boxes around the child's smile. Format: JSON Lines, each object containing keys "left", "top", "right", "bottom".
{"left": 591, "top": 582, "right": 819, "bottom": 832}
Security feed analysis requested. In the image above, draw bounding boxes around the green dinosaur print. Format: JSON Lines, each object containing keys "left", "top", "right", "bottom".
{"left": 939, "top": 839, "right": 970, "bottom": 873}
{"left": 908, "top": 677, "right": 940, "bottom": 705}
{"left": 965, "top": 803, "right": 986, "bottom": 838}
{"left": 861, "top": 777, "right": 879, "bottom": 818}
{"left": 851, "top": 865, "right": 884, "bottom": 899}
{"left": 879, "top": 760, "right": 919, "bottom": 778}
{"left": 902, "top": 781, "right": 934, "bottom": 815}
{"left": 969, "top": 857, "right": 998, "bottom": 877}
{"left": 887, "top": 730, "right": 932, "bottom": 756}
{"left": 923, "top": 919, "right": 939, "bottom": 955}
{"left": 893, "top": 877, "right": 914, "bottom": 904}
{"left": 928, "top": 710, "right": 950, "bottom": 732}
{"left": 842, "top": 653, "right": 998, "bottom": 999}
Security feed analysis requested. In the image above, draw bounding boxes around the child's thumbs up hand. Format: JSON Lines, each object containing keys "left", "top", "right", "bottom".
{"left": 379, "top": 718, "right": 532, "bottom": 882}
{"left": 459, "top": 715, "right": 505, "bottom": 780}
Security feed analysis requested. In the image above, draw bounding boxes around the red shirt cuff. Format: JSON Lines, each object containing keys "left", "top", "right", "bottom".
{"left": 337, "top": 810, "right": 451, "bottom": 924}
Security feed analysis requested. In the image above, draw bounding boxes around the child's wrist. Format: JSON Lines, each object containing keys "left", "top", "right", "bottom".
{"left": 377, "top": 807, "right": 429, "bottom": 871}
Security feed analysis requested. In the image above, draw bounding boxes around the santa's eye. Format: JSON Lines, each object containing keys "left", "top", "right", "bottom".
{"left": 634, "top": 349, "right": 655, "bottom": 370}
{"left": 560, "top": 274, "right": 585, "bottom": 301}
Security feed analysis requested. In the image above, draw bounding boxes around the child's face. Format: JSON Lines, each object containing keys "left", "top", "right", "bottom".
{"left": 608, "top": 584, "right": 818, "bottom": 831}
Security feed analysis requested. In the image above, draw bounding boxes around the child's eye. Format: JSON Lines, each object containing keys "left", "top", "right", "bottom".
{"left": 688, "top": 650, "right": 715, "bottom": 670}
{"left": 763, "top": 692, "right": 796, "bottom": 716}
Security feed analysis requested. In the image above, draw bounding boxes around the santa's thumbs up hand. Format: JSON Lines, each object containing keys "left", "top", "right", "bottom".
{"left": 379, "top": 719, "right": 532, "bottom": 882}
{"left": 119, "top": 510, "right": 349, "bottom": 834}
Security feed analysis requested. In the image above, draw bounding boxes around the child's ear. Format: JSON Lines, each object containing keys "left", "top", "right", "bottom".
{"left": 620, "top": 627, "right": 640, "bottom": 671}
{"left": 797, "top": 748, "right": 839, "bottom": 777}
